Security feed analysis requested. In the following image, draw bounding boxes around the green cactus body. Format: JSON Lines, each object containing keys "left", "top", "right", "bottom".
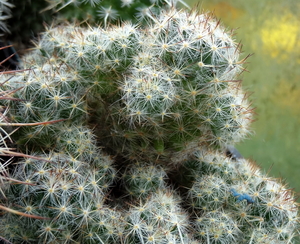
{"left": 4, "top": 7, "right": 251, "bottom": 164}
{"left": 0, "top": 2, "right": 299, "bottom": 244}
{"left": 0, "top": 59, "right": 88, "bottom": 151}
{"left": 182, "top": 150, "right": 299, "bottom": 243}
{"left": 0, "top": 150, "right": 118, "bottom": 243}
{"left": 122, "top": 161, "right": 168, "bottom": 198}
{"left": 124, "top": 190, "right": 193, "bottom": 244}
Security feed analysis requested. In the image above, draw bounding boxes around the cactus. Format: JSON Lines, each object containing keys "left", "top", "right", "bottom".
{"left": 2, "top": 0, "right": 189, "bottom": 54}
{"left": 0, "top": 1, "right": 299, "bottom": 243}
{"left": 0, "top": 149, "right": 118, "bottom": 243}
{"left": 122, "top": 161, "right": 168, "bottom": 199}
{"left": 124, "top": 189, "right": 194, "bottom": 243}
{"left": 6, "top": 6, "right": 252, "bottom": 164}
{"left": 44, "top": 0, "right": 190, "bottom": 25}
{"left": 0, "top": 0, "right": 14, "bottom": 35}
{"left": 181, "top": 150, "right": 299, "bottom": 243}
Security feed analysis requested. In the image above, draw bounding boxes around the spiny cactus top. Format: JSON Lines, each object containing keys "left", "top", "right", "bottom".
{"left": 3, "top": 7, "right": 252, "bottom": 165}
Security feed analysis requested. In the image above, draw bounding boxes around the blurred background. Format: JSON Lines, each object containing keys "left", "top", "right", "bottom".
{"left": 188, "top": 0, "right": 300, "bottom": 196}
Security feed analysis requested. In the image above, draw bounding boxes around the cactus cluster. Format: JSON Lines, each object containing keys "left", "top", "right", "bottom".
{"left": 1, "top": 149, "right": 118, "bottom": 243}
{"left": 2, "top": 5, "right": 252, "bottom": 163}
{"left": 0, "top": 1, "right": 299, "bottom": 243}
{"left": 182, "top": 150, "right": 298, "bottom": 243}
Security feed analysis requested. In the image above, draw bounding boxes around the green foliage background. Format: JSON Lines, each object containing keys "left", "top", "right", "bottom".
{"left": 187, "top": 0, "right": 300, "bottom": 197}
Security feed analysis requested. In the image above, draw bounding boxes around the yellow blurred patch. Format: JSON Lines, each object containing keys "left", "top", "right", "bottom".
{"left": 201, "top": 2, "right": 244, "bottom": 24}
{"left": 260, "top": 12, "right": 300, "bottom": 60}
{"left": 271, "top": 80, "right": 300, "bottom": 115}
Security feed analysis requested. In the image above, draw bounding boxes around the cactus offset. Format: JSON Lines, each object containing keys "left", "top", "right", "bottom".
{"left": 0, "top": 150, "right": 118, "bottom": 243}
{"left": 181, "top": 150, "right": 298, "bottom": 243}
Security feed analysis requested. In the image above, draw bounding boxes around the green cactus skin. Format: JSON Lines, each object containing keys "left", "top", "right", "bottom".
{"left": 0, "top": 2, "right": 299, "bottom": 244}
